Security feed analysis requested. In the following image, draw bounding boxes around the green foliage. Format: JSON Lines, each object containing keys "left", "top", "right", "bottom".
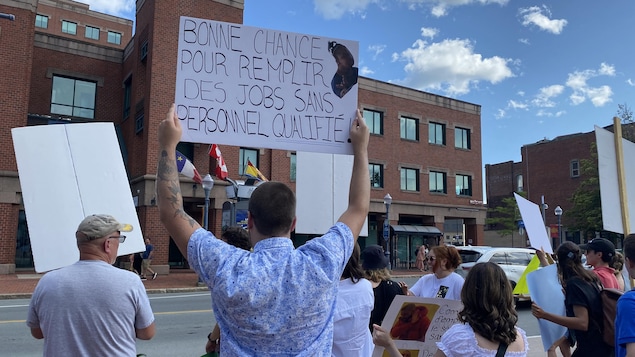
{"left": 486, "top": 192, "right": 525, "bottom": 237}
{"left": 566, "top": 143, "right": 602, "bottom": 239}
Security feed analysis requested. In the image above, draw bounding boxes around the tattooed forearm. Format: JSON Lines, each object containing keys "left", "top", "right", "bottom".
{"left": 175, "top": 208, "right": 198, "bottom": 227}
{"left": 157, "top": 150, "right": 177, "bottom": 182}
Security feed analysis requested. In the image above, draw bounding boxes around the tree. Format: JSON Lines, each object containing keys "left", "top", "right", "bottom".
{"left": 566, "top": 143, "right": 602, "bottom": 239}
{"left": 486, "top": 192, "right": 525, "bottom": 240}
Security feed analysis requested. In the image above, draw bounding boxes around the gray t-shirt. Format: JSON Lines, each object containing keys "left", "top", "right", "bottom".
{"left": 27, "top": 260, "right": 154, "bottom": 356}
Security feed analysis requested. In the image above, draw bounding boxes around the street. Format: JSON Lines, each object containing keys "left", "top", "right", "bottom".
{"left": 1, "top": 278, "right": 541, "bottom": 356}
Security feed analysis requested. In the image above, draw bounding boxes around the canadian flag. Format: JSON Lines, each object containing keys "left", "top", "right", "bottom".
{"left": 208, "top": 144, "right": 228, "bottom": 180}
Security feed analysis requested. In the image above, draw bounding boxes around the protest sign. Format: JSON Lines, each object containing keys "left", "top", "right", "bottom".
{"left": 372, "top": 295, "right": 462, "bottom": 357}
{"left": 175, "top": 16, "right": 359, "bottom": 155}
{"left": 12, "top": 123, "right": 144, "bottom": 272}
{"left": 515, "top": 193, "right": 553, "bottom": 254}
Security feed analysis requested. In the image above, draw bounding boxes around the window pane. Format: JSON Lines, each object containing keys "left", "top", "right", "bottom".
{"left": 51, "top": 77, "right": 74, "bottom": 106}
{"left": 400, "top": 117, "right": 418, "bottom": 140}
{"left": 35, "top": 15, "right": 48, "bottom": 29}
{"left": 369, "top": 163, "right": 383, "bottom": 188}
{"left": 290, "top": 153, "right": 296, "bottom": 181}
{"left": 239, "top": 148, "right": 259, "bottom": 175}
{"left": 456, "top": 174, "right": 472, "bottom": 196}
{"left": 455, "top": 127, "right": 470, "bottom": 149}
{"left": 62, "top": 21, "right": 77, "bottom": 35}
{"left": 50, "top": 76, "right": 96, "bottom": 119}
{"left": 85, "top": 26, "right": 99, "bottom": 40}
{"left": 429, "top": 171, "right": 446, "bottom": 194}
{"left": 363, "top": 109, "right": 383, "bottom": 135}
{"left": 429, "top": 122, "right": 446, "bottom": 145}
{"left": 74, "top": 81, "right": 96, "bottom": 109}
{"left": 108, "top": 31, "right": 122, "bottom": 45}
{"left": 400, "top": 168, "right": 418, "bottom": 191}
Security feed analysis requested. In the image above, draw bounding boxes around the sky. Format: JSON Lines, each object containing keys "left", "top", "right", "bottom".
{"left": 79, "top": 0, "right": 635, "bottom": 167}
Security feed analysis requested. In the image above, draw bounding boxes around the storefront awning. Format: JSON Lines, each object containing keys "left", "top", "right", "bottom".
{"left": 392, "top": 225, "right": 442, "bottom": 235}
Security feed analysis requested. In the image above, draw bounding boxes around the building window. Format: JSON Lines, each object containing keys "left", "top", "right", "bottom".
{"left": 140, "top": 40, "right": 148, "bottom": 62}
{"left": 108, "top": 31, "right": 122, "bottom": 45}
{"left": 455, "top": 127, "right": 471, "bottom": 149}
{"left": 85, "top": 25, "right": 100, "bottom": 40}
{"left": 363, "top": 109, "right": 383, "bottom": 135}
{"left": 369, "top": 163, "right": 384, "bottom": 188}
{"left": 570, "top": 160, "right": 580, "bottom": 177}
{"left": 429, "top": 171, "right": 447, "bottom": 194}
{"left": 400, "top": 167, "right": 419, "bottom": 191}
{"left": 135, "top": 112, "right": 144, "bottom": 134}
{"left": 290, "top": 153, "right": 296, "bottom": 181}
{"left": 456, "top": 174, "right": 472, "bottom": 196}
{"left": 516, "top": 174, "right": 523, "bottom": 192}
{"left": 239, "top": 148, "right": 259, "bottom": 175}
{"left": 429, "top": 122, "right": 446, "bottom": 145}
{"left": 400, "top": 116, "right": 418, "bottom": 141}
{"left": 50, "top": 76, "right": 96, "bottom": 119}
{"left": 35, "top": 14, "right": 48, "bottom": 29}
{"left": 62, "top": 20, "right": 77, "bottom": 35}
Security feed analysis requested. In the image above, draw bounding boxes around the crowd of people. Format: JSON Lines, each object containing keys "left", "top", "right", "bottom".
{"left": 24, "top": 103, "right": 635, "bottom": 357}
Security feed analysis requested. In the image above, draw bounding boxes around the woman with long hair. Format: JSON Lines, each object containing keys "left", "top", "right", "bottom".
{"left": 435, "top": 262, "right": 528, "bottom": 356}
{"left": 332, "top": 243, "right": 374, "bottom": 357}
{"left": 531, "top": 241, "right": 613, "bottom": 356}
{"left": 403, "top": 245, "right": 464, "bottom": 300}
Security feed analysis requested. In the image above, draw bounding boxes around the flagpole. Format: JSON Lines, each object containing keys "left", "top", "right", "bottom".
{"left": 613, "top": 117, "right": 631, "bottom": 236}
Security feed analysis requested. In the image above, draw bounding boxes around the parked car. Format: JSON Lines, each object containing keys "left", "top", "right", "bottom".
{"left": 455, "top": 246, "right": 536, "bottom": 301}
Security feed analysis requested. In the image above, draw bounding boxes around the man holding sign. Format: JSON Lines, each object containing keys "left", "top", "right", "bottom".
{"left": 157, "top": 103, "right": 369, "bottom": 355}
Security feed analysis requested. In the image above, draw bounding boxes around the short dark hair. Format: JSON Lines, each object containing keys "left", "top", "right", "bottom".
{"left": 624, "top": 234, "right": 635, "bottom": 263}
{"left": 248, "top": 182, "right": 295, "bottom": 237}
{"left": 221, "top": 226, "right": 251, "bottom": 251}
{"left": 459, "top": 262, "right": 518, "bottom": 345}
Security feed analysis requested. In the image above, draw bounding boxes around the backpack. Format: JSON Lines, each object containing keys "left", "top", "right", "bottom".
{"left": 599, "top": 287, "right": 623, "bottom": 347}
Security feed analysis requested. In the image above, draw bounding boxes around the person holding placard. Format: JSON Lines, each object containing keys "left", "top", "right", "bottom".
{"left": 157, "top": 103, "right": 370, "bottom": 356}
{"left": 26, "top": 214, "right": 156, "bottom": 356}
{"left": 531, "top": 241, "right": 612, "bottom": 357}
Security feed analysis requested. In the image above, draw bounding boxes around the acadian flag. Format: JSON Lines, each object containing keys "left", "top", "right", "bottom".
{"left": 512, "top": 254, "right": 541, "bottom": 296}
{"left": 175, "top": 150, "right": 202, "bottom": 184}
{"left": 245, "top": 159, "right": 268, "bottom": 181}
{"left": 208, "top": 144, "right": 228, "bottom": 180}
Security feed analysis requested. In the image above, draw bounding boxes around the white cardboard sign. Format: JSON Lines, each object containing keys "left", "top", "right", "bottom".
{"left": 514, "top": 193, "right": 553, "bottom": 254}
{"left": 12, "top": 123, "right": 144, "bottom": 273}
{"left": 595, "top": 126, "right": 635, "bottom": 235}
{"left": 296, "top": 152, "right": 368, "bottom": 236}
{"left": 175, "top": 16, "right": 359, "bottom": 155}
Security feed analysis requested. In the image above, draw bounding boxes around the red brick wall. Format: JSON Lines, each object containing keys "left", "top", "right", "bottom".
{"left": 0, "top": 204, "right": 20, "bottom": 265}
{"left": 1, "top": 4, "right": 35, "bottom": 171}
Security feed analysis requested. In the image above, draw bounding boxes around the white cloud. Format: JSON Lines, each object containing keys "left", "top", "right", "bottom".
{"left": 532, "top": 84, "right": 564, "bottom": 108}
{"left": 368, "top": 44, "right": 387, "bottom": 60}
{"left": 76, "top": 0, "right": 135, "bottom": 18}
{"left": 360, "top": 66, "right": 375, "bottom": 76}
{"left": 518, "top": 6, "right": 567, "bottom": 34}
{"left": 565, "top": 63, "right": 615, "bottom": 107}
{"left": 627, "top": 79, "right": 635, "bottom": 86}
{"left": 508, "top": 100, "right": 528, "bottom": 110}
{"left": 495, "top": 108, "right": 506, "bottom": 119}
{"left": 313, "top": 0, "right": 378, "bottom": 19}
{"left": 518, "top": 38, "right": 530, "bottom": 45}
{"left": 421, "top": 27, "right": 439, "bottom": 39}
{"left": 404, "top": 0, "right": 509, "bottom": 17}
{"left": 394, "top": 38, "right": 514, "bottom": 96}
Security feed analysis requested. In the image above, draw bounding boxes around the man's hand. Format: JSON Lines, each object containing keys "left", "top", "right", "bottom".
{"left": 349, "top": 109, "right": 369, "bottom": 154}
{"left": 158, "top": 104, "right": 182, "bottom": 150}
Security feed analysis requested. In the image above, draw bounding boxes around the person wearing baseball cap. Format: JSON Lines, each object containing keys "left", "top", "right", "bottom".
{"left": 579, "top": 238, "right": 619, "bottom": 289}
{"left": 27, "top": 214, "right": 155, "bottom": 356}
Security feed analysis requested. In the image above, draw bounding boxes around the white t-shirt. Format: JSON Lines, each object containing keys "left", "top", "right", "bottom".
{"left": 332, "top": 278, "right": 374, "bottom": 357}
{"left": 410, "top": 272, "right": 464, "bottom": 300}
{"left": 436, "top": 323, "right": 528, "bottom": 357}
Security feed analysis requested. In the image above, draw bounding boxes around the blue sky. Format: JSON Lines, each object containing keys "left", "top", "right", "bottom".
{"left": 81, "top": 0, "right": 635, "bottom": 166}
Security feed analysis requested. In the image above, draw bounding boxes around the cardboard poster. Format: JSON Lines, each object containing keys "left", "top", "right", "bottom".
{"left": 526, "top": 264, "right": 567, "bottom": 351}
{"left": 175, "top": 16, "right": 359, "bottom": 155}
{"left": 12, "top": 123, "right": 145, "bottom": 273}
{"left": 372, "top": 295, "right": 463, "bottom": 357}
{"left": 514, "top": 193, "right": 553, "bottom": 254}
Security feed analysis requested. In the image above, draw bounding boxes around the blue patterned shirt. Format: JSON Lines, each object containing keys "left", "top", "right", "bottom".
{"left": 188, "top": 222, "right": 353, "bottom": 356}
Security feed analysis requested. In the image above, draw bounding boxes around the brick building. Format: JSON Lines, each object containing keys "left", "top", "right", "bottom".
{"left": 0, "top": 0, "right": 485, "bottom": 274}
{"left": 485, "top": 131, "right": 597, "bottom": 248}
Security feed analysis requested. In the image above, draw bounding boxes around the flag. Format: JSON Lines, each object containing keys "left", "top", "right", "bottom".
{"left": 208, "top": 144, "right": 228, "bottom": 180}
{"left": 245, "top": 159, "right": 268, "bottom": 181}
{"left": 175, "top": 150, "right": 202, "bottom": 184}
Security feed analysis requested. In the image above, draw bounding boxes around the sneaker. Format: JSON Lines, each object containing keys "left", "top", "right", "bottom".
{"left": 140, "top": 276, "right": 147, "bottom": 280}
{"left": 152, "top": 272, "right": 158, "bottom": 280}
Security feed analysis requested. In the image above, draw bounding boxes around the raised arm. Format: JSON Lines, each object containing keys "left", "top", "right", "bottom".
{"left": 337, "top": 109, "right": 370, "bottom": 242}
{"left": 157, "top": 104, "right": 201, "bottom": 255}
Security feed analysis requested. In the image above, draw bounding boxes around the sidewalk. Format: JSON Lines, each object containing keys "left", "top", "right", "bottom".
{"left": 0, "top": 268, "right": 425, "bottom": 299}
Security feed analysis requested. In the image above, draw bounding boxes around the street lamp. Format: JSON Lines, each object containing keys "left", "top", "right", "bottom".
{"left": 554, "top": 205, "right": 563, "bottom": 246}
{"left": 202, "top": 174, "right": 214, "bottom": 230}
{"left": 383, "top": 194, "right": 392, "bottom": 270}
